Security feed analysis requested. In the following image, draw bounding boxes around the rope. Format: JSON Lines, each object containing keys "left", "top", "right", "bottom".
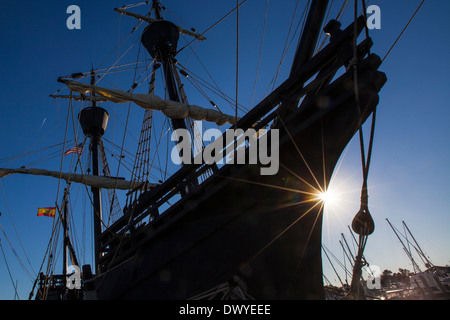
{"left": 346, "top": 0, "right": 380, "bottom": 299}
{"left": 250, "top": 0, "right": 269, "bottom": 108}
{"left": 235, "top": 0, "right": 239, "bottom": 129}
{"left": 0, "top": 141, "right": 68, "bottom": 166}
{"left": 382, "top": 0, "right": 426, "bottom": 63}
{"left": 126, "top": 63, "right": 156, "bottom": 206}
{"left": 314, "top": 0, "right": 334, "bottom": 54}
{"left": 322, "top": 245, "right": 345, "bottom": 288}
{"left": 0, "top": 181, "right": 36, "bottom": 277}
{"left": 176, "top": 63, "right": 248, "bottom": 113}
{"left": 0, "top": 221, "right": 35, "bottom": 283}
{"left": 176, "top": 0, "right": 250, "bottom": 54}
{"left": 0, "top": 234, "right": 19, "bottom": 299}
{"left": 268, "top": 0, "right": 309, "bottom": 94}
{"left": 351, "top": 0, "right": 376, "bottom": 234}
{"left": 49, "top": 93, "right": 73, "bottom": 287}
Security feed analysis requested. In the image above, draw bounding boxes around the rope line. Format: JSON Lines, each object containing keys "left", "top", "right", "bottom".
{"left": 382, "top": 0, "right": 426, "bottom": 62}
{"left": 177, "top": 0, "right": 249, "bottom": 54}
{"left": 235, "top": 0, "right": 239, "bottom": 128}
{"left": 250, "top": 0, "right": 270, "bottom": 108}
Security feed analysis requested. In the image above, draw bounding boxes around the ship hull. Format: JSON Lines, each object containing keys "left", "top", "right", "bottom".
{"left": 91, "top": 61, "right": 386, "bottom": 299}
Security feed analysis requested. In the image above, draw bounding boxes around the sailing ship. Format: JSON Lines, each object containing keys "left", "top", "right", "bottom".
{"left": 0, "top": 0, "right": 387, "bottom": 300}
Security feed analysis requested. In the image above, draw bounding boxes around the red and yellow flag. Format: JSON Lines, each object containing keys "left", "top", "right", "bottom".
{"left": 37, "top": 207, "right": 56, "bottom": 218}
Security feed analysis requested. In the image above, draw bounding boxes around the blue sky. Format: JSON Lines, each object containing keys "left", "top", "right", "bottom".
{"left": 0, "top": 0, "right": 449, "bottom": 299}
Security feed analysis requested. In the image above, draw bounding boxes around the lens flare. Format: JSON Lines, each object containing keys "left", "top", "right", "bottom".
{"left": 317, "top": 190, "right": 337, "bottom": 206}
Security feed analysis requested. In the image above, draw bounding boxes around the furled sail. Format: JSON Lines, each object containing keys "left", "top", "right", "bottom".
{"left": 0, "top": 167, "right": 157, "bottom": 190}
{"left": 58, "top": 79, "right": 238, "bottom": 126}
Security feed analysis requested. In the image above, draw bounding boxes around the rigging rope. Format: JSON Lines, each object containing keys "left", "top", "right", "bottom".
{"left": 346, "top": 0, "right": 377, "bottom": 300}
{"left": 0, "top": 221, "right": 35, "bottom": 282}
{"left": 262, "top": 0, "right": 310, "bottom": 99}
{"left": 382, "top": 0, "right": 426, "bottom": 63}
{"left": 0, "top": 141, "right": 68, "bottom": 166}
{"left": 176, "top": 0, "right": 249, "bottom": 54}
{"left": 0, "top": 234, "right": 19, "bottom": 299}
{"left": 250, "top": 0, "right": 269, "bottom": 109}
{"left": 235, "top": 0, "right": 239, "bottom": 128}
{"left": 0, "top": 181, "right": 37, "bottom": 277}
{"left": 98, "top": 140, "right": 123, "bottom": 226}
{"left": 176, "top": 63, "right": 248, "bottom": 113}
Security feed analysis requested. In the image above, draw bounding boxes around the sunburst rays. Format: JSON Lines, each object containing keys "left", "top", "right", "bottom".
{"left": 216, "top": 114, "right": 336, "bottom": 266}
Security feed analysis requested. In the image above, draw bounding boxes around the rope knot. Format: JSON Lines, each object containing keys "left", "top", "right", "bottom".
{"left": 349, "top": 57, "right": 359, "bottom": 67}
{"left": 360, "top": 188, "right": 369, "bottom": 206}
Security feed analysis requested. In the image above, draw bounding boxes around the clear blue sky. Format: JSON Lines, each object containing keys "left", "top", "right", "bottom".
{"left": 0, "top": 0, "right": 449, "bottom": 299}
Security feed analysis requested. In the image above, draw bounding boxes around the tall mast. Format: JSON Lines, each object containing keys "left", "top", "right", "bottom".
{"left": 78, "top": 70, "right": 109, "bottom": 273}
{"left": 143, "top": 0, "right": 187, "bottom": 132}
{"left": 90, "top": 70, "right": 102, "bottom": 273}
{"left": 140, "top": 0, "right": 196, "bottom": 194}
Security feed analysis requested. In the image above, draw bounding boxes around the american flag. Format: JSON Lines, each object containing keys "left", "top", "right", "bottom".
{"left": 64, "top": 143, "right": 84, "bottom": 156}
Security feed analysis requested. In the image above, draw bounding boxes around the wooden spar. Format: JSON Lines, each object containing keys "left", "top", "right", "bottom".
{"left": 113, "top": 7, "right": 206, "bottom": 40}
{"left": 279, "top": 0, "right": 330, "bottom": 117}
{"left": 290, "top": 0, "right": 331, "bottom": 77}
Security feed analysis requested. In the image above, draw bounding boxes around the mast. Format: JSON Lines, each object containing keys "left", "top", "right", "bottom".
{"left": 402, "top": 221, "right": 433, "bottom": 268}
{"left": 340, "top": 234, "right": 355, "bottom": 267}
{"left": 78, "top": 70, "right": 109, "bottom": 273}
{"left": 386, "top": 219, "right": 421, "bottom": 273}
{"left": 139, "top": 0, "right": 197, "bottom": 193}
{"left": 322, "top": 245, "right": 345, "bottom": 288}
{"left": 152, "top": 0, "right": 162, "bottom": 21}
{"left": 143, "top": 0, "right": 187, "bottom": 132}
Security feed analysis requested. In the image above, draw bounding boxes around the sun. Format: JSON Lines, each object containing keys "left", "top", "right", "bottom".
{"left": 317, "top": 190, "right": 338, "bottom": 206}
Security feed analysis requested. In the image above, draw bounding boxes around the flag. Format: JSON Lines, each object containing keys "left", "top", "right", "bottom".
{"left": 37, "top": 207, "right": 56, "bottom": 218}
{"left": 64, "top": 143, "right": 84, "bottom": 156}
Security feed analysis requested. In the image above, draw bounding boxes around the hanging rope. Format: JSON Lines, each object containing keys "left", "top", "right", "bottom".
{"left": 235, "top": 0, "right": 239, "bottom": 129}
{"left": 346, "top": 0, "right": 377, "bottom": 300}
